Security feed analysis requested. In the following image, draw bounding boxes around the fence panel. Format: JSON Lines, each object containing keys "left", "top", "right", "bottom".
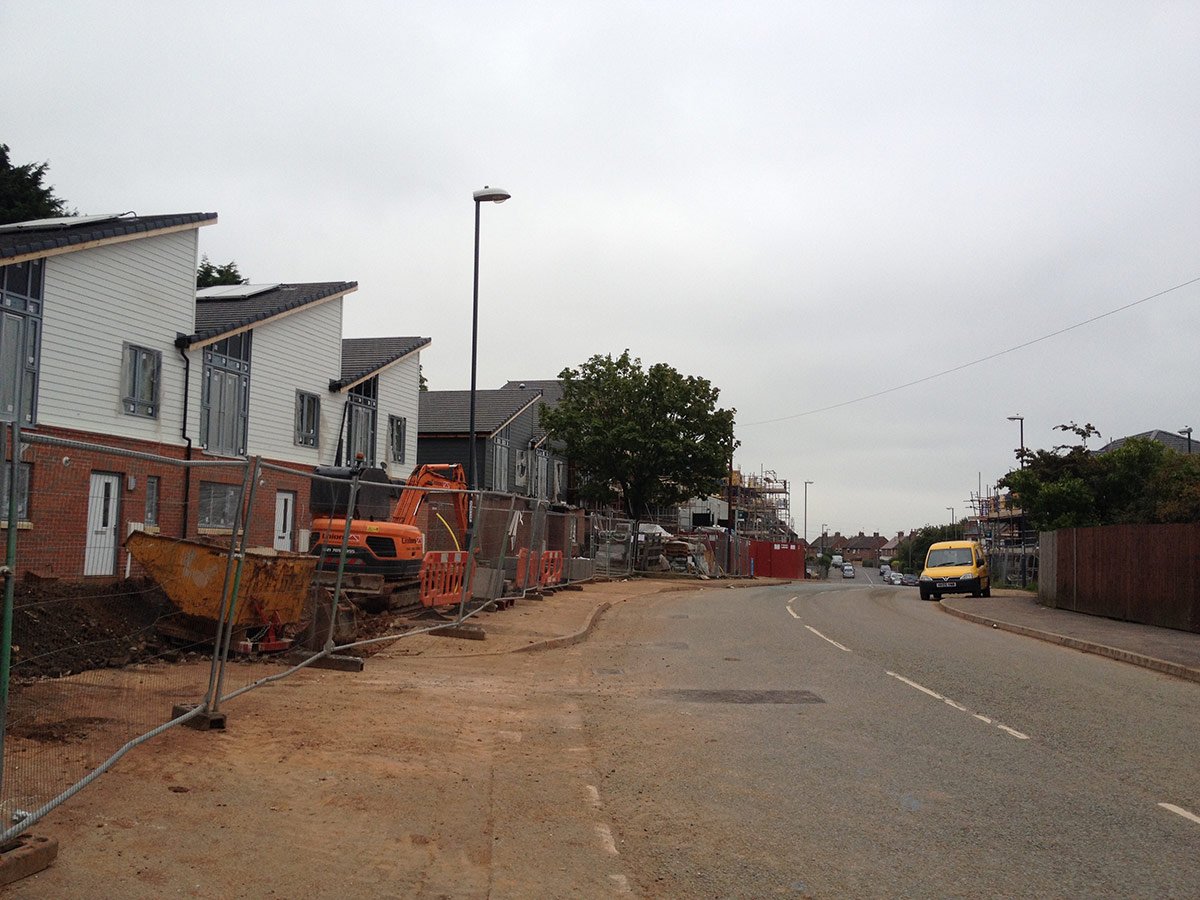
{"left": 589, "top": 515, "right": 633, "bottom": 578}
{"left": 1, "top": 431, "right": 249, "bottom": 839}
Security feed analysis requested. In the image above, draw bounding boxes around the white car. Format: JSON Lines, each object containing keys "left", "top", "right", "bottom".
{"left": 842, "top": 564, "right": 855, "bottom": 579}
{"left": 889, "top": 572, "right": 903, "bottom": 585}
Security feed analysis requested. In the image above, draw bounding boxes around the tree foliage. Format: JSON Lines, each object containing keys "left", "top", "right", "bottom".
{"left": 196, "top": 255, "right": 247, "bottom": 288}
{"left": 540, "top": 351, "right": 737, "bottom": 518}
{"left": 891, "top": 523, "right": 961, "bottom": 574}
{"left": 999, "top": 425, "right": 1200, "bottom": 530}
{"left": 0, "top": 143, "right": 72, "bottom": 225}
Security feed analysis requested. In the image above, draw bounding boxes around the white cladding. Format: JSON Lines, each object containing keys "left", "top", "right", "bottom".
{"left": 373, "top": 350, "right": 421, "bottom": 481}
{"left": 247, "top": 294, "right": 345, "bottom": 464}
{"left": 37, "top": 230, "right": 198, "bottom": 442}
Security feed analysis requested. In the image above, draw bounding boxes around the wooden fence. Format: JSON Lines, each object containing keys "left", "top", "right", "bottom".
{"left": 1038, "top": 524, "right": 1200, "bottom": 633}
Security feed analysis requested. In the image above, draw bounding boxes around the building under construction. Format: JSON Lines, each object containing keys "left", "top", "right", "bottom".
{"left": 729, "top": 468, "right": 795, "bottom": 541}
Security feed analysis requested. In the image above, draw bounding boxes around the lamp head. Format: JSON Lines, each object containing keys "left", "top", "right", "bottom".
{"left": 474, "top": 186, "right": 511, "bottom": 203}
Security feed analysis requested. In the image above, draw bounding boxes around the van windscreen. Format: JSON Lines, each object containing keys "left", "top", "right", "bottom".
{"left": 927, "top": 548, "right": 973, "bottom": 567}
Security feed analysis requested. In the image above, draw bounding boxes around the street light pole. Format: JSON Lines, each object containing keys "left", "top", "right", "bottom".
{"left": 802, "top": 480, "right": 813, "bottom": 548}
{"left": 946, "top": 507, "right": 955, "bottom": 539}
{"left": 1181, "top": 426, "right": 1193, "bottom": 455}
{"left": 467, "top": 186, "right": 511, "bottom": 501}
{"left": 1007, "top": 414, "right": 1025, "bottom": 468}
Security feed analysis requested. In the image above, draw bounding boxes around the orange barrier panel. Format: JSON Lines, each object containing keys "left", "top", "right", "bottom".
{"left": 539, "top": 550, "right": 564, "bottom": 586}
{"left": 420, "top": 550, "right": 472, "bottom": 608}
{"left": 515, "top": 548, "right": 531, "bottom": 590}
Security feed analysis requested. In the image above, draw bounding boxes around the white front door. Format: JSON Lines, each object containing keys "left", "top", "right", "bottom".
{"left": 274, "top": 491, "right": 296, "bottom": 552}
{"left": 84, "top": 472, "right": 121, "bottom": 576}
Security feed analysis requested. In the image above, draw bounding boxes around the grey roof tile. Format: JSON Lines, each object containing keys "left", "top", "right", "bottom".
{"left": 187, "top": 281, "right": 356, "bottom": 344}
{"left": 337, "top": 336, "right": 432, "bottom": 388}
{"left": 0, "top": 212, "right": 217, "bottom": 262}
{"left": 419, "top": 388, "right": 543, "bottom": 435}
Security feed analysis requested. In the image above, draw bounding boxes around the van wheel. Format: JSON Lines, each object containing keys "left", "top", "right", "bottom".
{"left": 919, "top": 586, "right": 931, "bottom": 601}
{"left": 982, "top": 584, "right": 991, "bottom": 598}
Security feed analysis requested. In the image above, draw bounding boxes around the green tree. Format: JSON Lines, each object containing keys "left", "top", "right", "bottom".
{"left": 0, "top": 143, "right": 72, "bottom": 225}
{"left": 999, "top": 424, "right": 1200, "bottom": 529}
{"left": 893, "top": 523, "right": 959, "bottom": 573}
{"left": 540, "top": 350, "right": 737, "bottom": 518}
{"left": 196, "top": 255, "right": 246, "bottom": 288}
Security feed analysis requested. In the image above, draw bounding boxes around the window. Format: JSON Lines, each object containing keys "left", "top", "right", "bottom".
{"left": 535, "top": 450, "right": 550, "bottom": 500}
{"left": 198, "top": 481, "right": 241, "bottom": 530}
{"left": 0, "top": 259, "right": 44, "bottom": 425}
{"left": 388, "top": 415, "right": 406, "bottom": 465}
{"left": 200, "top": 332, "right": 252, "bottom": 456}
{"left": 345, "top": 377, "right": 378, "bottom": 465}
{"left": 0, "top": 461, "right": 31, "bottom": 523}
{"left": 145, "top": 476, "right": 160, "bottom": 528}
{"left": 122, "top": 344, "right": 162, "bottom": 418}
{"left": 492, "top": 436, "right": 510, "bottom": 492}
{"left": 295, "top": 391, "right": 320, "bottom": 447}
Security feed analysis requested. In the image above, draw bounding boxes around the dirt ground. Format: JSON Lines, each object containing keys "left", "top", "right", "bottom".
{"left": 3, "top": 578, "right": 716, "bottom": 898}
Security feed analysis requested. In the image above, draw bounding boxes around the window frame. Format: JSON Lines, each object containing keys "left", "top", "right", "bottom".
{"left": 197, "top": 481, "right": 242, "bottom": 531}
{"left": 199, "top": 332, "right": 252, "bottom": 457}
{"left": 0, "top": 460, "right": 31, "bottom": 524}
{"left": 388, "top": 414, "right": 406, "bottom": 465}
{"left": 1, "top": 259, "right": 44, "bottom": 426}
{"left": 144, "top": 475, "right": 160, "bottom": 528}
{"left": 122, "top": 343, "right": 162, "bottom": 418}
{"left": 295, "top": 391, "right": 320, "bottom": 448}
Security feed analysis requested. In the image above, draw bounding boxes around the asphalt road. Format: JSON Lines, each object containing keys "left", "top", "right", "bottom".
{"left": 572, "top": 580, "right": 1200, "bottom": 898}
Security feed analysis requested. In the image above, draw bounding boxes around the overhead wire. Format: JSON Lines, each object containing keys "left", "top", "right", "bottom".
{"left": 741, "top": 274, "right": 1200, "bottom": 427}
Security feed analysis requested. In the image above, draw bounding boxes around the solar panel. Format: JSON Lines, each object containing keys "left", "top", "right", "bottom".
{"left": 195, "top": 283, "right": 281, "bottom": 299}
{"left": 0, "top": 213, "right": 130, "bottom": 233}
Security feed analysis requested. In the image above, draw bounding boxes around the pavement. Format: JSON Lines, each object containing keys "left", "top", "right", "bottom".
{"left": 402, "top": 577, "right": 1200, "bottom": 685}
{"left": 939, "top": 589, "right": 1200, "bottom": 684}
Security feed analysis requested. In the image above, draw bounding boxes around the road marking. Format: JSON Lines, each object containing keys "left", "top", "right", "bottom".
{"left": 786, "top": 606, "right": 801, "bottom": 619}
{"left": 586, "top": 784, "right": 602, "bottom": 809}
{"left": 596, "top": 822, "right": 619, "bottom": 855}
{"left": 805, "top": 625, "right": 851, "bottom": 652}
{"left": 886, "top": 671, "right": 1030, "bottom": 741}
{"left": 1159, "top": 803, "right": 1200, "bottom": 825}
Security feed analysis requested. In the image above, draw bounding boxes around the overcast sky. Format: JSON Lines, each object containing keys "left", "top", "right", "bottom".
{"left": 5, "top": 1, "right": 1198, "bottom": 539}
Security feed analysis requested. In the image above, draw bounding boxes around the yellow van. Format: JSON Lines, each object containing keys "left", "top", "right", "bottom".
{"left": 918, "top": 540, "right": 990, "bottom": 601}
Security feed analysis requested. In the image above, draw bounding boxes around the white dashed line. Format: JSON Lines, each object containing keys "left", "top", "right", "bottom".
{"left": 1159, "top": 803, "right": 1200, "bottom": 826}
{"left": 886, "top": 671, "right": 1030, "bottom": 740}
{"left": 805, "top": 625, "right": 851, "bottom": 652}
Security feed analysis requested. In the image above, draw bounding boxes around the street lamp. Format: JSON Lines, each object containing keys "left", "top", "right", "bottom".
{"left": 820, "top": 523, "right": 828, "bottom": 556}
{"left": 946, "top": 507, "right": 955, "bottom": 539}
{"left": 467, "top": 186, "right": 511, "bottom": 498}
{"left": 802, "top": 481, "right": 813, "bottom": 548}
{"left": 1181, "top": 426, "right": 1193, "bottom": 455}
{"left": 1007, "top": 415, "right": 1025, "bottom": 468}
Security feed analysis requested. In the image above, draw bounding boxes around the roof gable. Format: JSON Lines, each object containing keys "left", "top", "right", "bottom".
{"left": 334, "top": 336, "right": 432, "bottom": 390}
{"left": 184, "top": 281, "right": 357, "bottom": 346}
{"left": 0, "top": 212, "right": 217, "bottom": 265}
{"left": 419, "top": 388, "right": 544, "bottom": 436}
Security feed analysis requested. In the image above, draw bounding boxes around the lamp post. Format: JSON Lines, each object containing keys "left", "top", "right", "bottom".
{"left": 1181, "top": 426, "right": 1193, "bottom": 455}
{"left": 1007, "top": 414, "right": 1029, "bottom": 587}
{"left": 1007, "top": 414, "right": 1025, "bottom": 468}
{"left": 802, "top": 481, "right": 813, "bottom": 548}
{"left": 946, "top": 507, "right": 955, "bottom": 539}
{"left": 467, "top": 186, "right": 511, "bottom": 500}
{"left": 820, "top": 523, "right": 828, "bottom": 557}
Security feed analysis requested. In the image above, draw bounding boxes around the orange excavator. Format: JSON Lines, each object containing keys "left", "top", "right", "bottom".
{"left": 309, "top": 463, "right": 469, "bottom": 578}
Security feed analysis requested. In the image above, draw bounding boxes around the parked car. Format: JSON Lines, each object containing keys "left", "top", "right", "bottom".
{"left": 842, "top": 564, "right": 855, "bottom": 579}
{"left": 901, "top": 573, "right": 919, "bottom": 586}
{"left": 879, "top": 564, "right": 892, "bottom": 581}
{"left": 889, "top": 572, "right": 903, "bottom": 585}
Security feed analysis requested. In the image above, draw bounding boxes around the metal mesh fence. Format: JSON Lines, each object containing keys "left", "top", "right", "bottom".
{"left": 1, "top": 431, "right": 247, "bottom": 836}
{"left": 588, "top": 514, "right": 634, "bottom": 578}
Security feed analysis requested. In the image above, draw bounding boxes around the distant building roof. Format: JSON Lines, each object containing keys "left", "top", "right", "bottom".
{"left": 419, "top": 388, "right": 543, "bottom": 436}
{"left": 335, "top": 336, "right": 431, "bottom": 390}
{"left": 1097, "top": 429, "right": 1195, "bottom": 456}
{"left": 501, "top": 379, "right": 563, "bottom": 443}
{"left": 0, "top": 212, "right": 217, "bottom": 264}
{"left": 184, "top": 281, "right": 357, "bottom": 346}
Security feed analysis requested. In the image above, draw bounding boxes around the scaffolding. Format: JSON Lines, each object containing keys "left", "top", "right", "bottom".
{"left": 731, "top": 467, "right": 794, "bottom": 541}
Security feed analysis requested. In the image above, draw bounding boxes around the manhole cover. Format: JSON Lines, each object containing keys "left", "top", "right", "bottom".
{"left": 592, "top": 667, "right": 624, "bottom": 676}
{"left": 664, "top": 689, "right": 824, "bottom": 705}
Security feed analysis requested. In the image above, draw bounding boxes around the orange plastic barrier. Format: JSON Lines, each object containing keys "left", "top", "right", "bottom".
{"left": 515, "top": 548, "right": 532, "bottom": 590}
{"left": 539, "top": 550, "right": 564, "bottom": 586}
{"left": 420, "top": 550, "right": 472, "bottom": 608}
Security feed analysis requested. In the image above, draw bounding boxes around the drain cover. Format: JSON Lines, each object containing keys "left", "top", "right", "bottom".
{"left": 592, "top": 667, "right": 624, "bottom": 676}
{"left": 665, "top": 689, "right": 824, "bottom": 704}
